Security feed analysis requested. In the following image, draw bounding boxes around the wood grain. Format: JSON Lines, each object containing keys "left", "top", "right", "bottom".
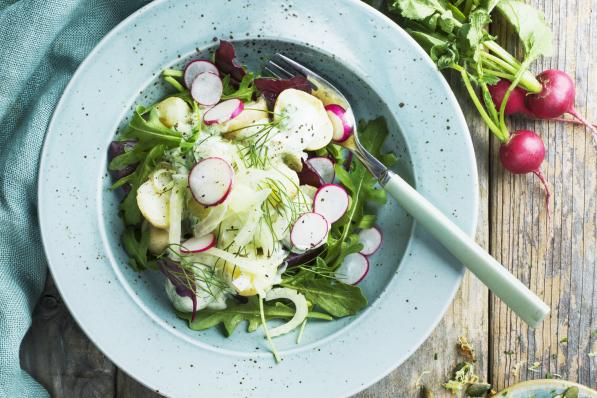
{"left": 19, "top": 277, "right": 116, "bottom": 398}
{"left": 489, "top": 0, "right": 597, "bottom": 391}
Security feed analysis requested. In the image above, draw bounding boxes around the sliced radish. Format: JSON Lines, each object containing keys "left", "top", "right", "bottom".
{"left": 190, "top": 72, "right": 223, "bottom": 106}
{"left": 325, "top": 104, "right": 353, "bottom": 142}
{"left": 180, "top": 233, "right": 216, "bottom": 253}
{"left": 290, "top": 212, "right": 329, "bottom": 251}
{"left": 358, "top": 227, "right": 383, "bottom": 256}
{"left": 203, "top": 99, "right": 244, "bottom": 125}
{"left": 188, "top": 157, "right": 234, "bottom": 206}
{"left": 184, "top": 60, "right": 219, "bottom": 88}
{"left": 335, "top": 252, "right": 369, "bottom": 285}
{"left": 313, "top": 184, "right": 349, "bottom": 224}
{"left": 307, "top": 157, "right": 335, "bottom": 184}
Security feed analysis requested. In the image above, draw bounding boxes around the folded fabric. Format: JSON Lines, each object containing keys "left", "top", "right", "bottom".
{"left": 0, "top": 1, "right": 147, "bottom": 396}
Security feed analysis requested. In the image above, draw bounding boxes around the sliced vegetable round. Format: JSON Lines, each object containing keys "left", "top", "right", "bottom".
{"left": 180, "top": 233, "right": 217, "bottom": 253}
{"left": 188, "top": 157, "right": 234, "bottom": 206}
{"left": 136, "top": 180, "right": 169, "bottom": 229}
{"left": 306, "top": 157, "right": 335, "bottom": 184}
{"left": 190, "top": 72, "right": 223, "bottom": 106}
{"left": 335, "top": 252, "right": 369, "bottom": 285}
{"left": 184, "top": 60, "right": 219, "bottom": 88}
{"left": 290, "top": 212, "right": 329, "bottom": 251}
{"left": 203, "top": 99, "right": 244, "bottom": 125}
{"left": 325, "top": 104, "right": 353, "bottom": 142}
{"left": 358, "top": 227, "right": 383, "bottom": 256}
{"left": 313, "top": 183, "right": 349, "bottom": 224}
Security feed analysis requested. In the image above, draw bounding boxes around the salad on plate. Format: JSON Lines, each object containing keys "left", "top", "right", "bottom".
{"left": 107, "top": 40, "right": 396, "bottom": 360}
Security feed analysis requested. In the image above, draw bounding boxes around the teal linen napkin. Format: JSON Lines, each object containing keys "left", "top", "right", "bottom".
{"left": 0, "top": 1, "right": 146, "bottom": 396}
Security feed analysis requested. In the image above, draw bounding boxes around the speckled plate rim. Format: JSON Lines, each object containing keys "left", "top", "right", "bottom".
{"left": 38, "top": 0, "right": 478, "bottom": 397}
{"left": 496, "top": 379, "right": 597, "bottom": 397}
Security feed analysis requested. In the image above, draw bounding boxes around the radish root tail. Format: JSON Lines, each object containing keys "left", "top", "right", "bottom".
{"left": 533, "top": 169, "right": 551, "bottom": 219}
{"left": 567, "top": 108, "right": 597, "bottom": 143}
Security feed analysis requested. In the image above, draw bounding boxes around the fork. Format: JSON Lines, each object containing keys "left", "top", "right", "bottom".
{"left": 265, "top": 53, "right": 550, "bottom": 328}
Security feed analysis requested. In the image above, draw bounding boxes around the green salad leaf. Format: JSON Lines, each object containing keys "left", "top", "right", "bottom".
{"left": 281, "top": 275, "right": 367, "bottom": 318}
{"left": 176, "top": 296, "right": 332, "bottom": 336}
{"left": 122, "top": 223, "right": 151, "bottom": 271}
{"left": 122, "top": 106, "right": 182, "bottom": 146}
{"left": 221, "top": 72, "right": 257, "bottom": 102}
{"left": 496, "top": 0, "right": 553, "bottom": 61}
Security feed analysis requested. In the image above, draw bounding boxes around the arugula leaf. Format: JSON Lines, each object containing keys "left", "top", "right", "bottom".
{"left": 496, "top": 0, "right": 553, "bottom": 61}
{"left": 221, "top": 72, "right": 256, "bottom": 102}
{"left": 176, "top": 296, "right": 332, "bottom": 336}
{"left": 108, "top": 146, "right": 145, "bottom": 171}
{"left": 122, "top": 223, "right": 151, "bottom": 271}
{"left": 122, "top": 106, "right": 182, "bottom": 146}
{"left": 281, "top": 276, "right": 367, "bottom": 318}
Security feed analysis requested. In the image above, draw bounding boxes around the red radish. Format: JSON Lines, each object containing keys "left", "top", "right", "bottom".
{"left": 203, "top": 99, "right": 244, "bottom": 125}
{"left": 297, "top": 159, "right": 325, "bottom": 188}
{"left": 313, "top": 184, "right": 349, "bottom": 224}
{"left": 184, "top": 60, "right": 219, "bottom": 88}
{"left": 358, "top": 227, "right": 383, "bottom": 256}
{"left": 488, "top": 79, "right": 531, "bottom": 116}
{"left": 188, "top": 157, "right": 234, "bottom": 206}
{"left": 190, "top": 72, "right": 223, "bottom": 106}
{"left": 526, "top": 70, "right": 596, "bottom": 139}
{"left": 180, "top": 233, "right": 216, "bottom": 253}
{"left": 499, "top": 130, "right": 550, "bottom": 211}
{"left": 306, "top": 157, "right": 335, "bottom": 184}
{"left": 335, "top": 252, "right": 369, "bottom": 285}
{"left": 290, "top": 212, "right": 329, "bottom": 251}
{"left": 325, "top": 104, "right": 353, "bottom": 142}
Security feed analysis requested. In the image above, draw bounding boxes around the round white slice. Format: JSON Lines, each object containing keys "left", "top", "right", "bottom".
{"left": 180, "top": 233, "right": 216, "bottom": 253}
{"left": 313, "top": 183, "right": 349, "bottom": 224}
{"left": 273, "top": 88, "right": 333, "bottom": 151}
{"left": 290, "top": 212, "right": 329, "bottom": 251}
{"left": 203, "top": 99, "right": 244, "bottom": 125}
{"left": 359, "top": 227, "right": 383, "bottom": 256}
{"left": 190, "top": 72, "right": 223, "bottom": 106}
{"left": 136, "top": 180, "right": 170, "bottom": 228}
{"left": 307, "top": 157, "right": 335, "bottom": 183}
{"left": 188, "top": 157, "right": 234, "bottom": 206}
{"left": 335, "top": 252, "right": 369, "bottom": 285}
{"left": 184, "top": 60, "right": 219, "bottom": 88}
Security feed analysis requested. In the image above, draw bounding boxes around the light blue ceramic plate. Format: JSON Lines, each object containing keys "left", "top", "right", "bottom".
{"left": 496, "top": 379, "right": 597, "bottom": 397}
{"left": 38, "top": 0, "right": 478, "bottom": 396}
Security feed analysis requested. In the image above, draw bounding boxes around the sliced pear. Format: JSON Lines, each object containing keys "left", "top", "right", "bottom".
{"left": 137, "top": 180, "right": 169, "bottom": 228}
{"left": 273, "top": 88, "right": 333, "bottom": 151}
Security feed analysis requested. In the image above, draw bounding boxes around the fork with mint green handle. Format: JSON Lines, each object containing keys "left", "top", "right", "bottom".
{"left": 266, "top": 53, "right": 550, "bottom": 328}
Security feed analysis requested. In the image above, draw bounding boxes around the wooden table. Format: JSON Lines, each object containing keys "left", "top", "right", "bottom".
{"left": 20, "top": 1, "right": 596, "bottom": 396}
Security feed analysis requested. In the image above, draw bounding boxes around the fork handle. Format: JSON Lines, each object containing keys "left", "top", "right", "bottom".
{"left": 382, "top": 171, "right": 549, "bottom": 328}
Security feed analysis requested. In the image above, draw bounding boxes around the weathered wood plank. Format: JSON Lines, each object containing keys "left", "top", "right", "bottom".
{"left": 489, "top": 0, "right": 596, "bottom": 390}
{"left": 116, "top": 370, "right": 162, "bottom": 398}
{"left": 357, "top": 71, "right": 490, "bottom": 397}
{"left": 19, "top": 276, "right": 116, "bottom": 398}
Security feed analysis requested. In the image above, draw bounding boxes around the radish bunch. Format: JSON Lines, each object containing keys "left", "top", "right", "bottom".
{"left": 489, "top": 71, "right": 596, "bottom": 139}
